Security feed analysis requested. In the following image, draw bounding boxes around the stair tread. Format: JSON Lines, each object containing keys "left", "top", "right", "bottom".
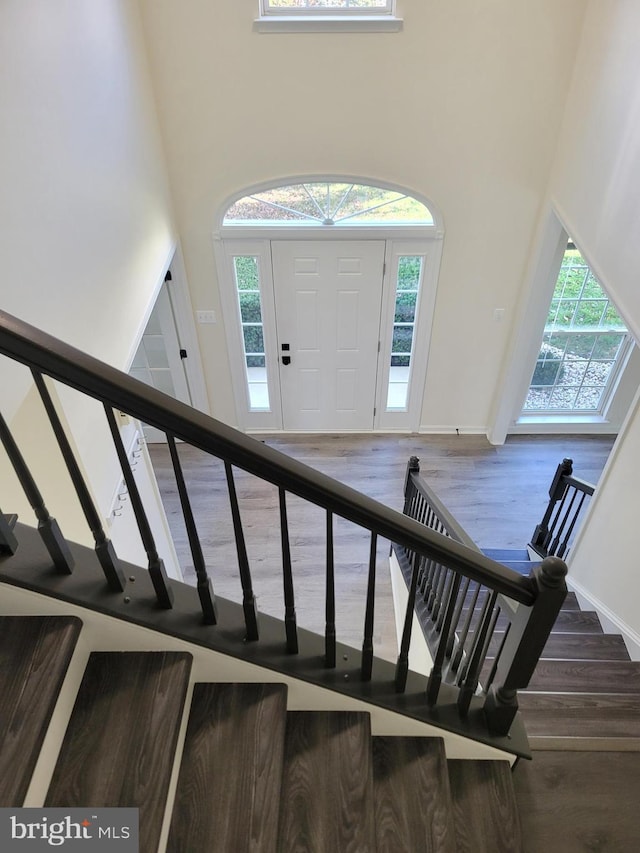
{"left": 46, "top": 651, "right": 191, "bottom": 853}
{"left": 278, "top": 711, "right": 374, "bottom": 853}
{"left": 518, "top": 692, "right": 640, "bottom": 739}
{"left": 169, "top": 682, "right": 287, "bottom": 853}
{"left": 462, "top": 608, "right": 601, "bottom": 633}
{"left": 489, "top": 631, "right": 630, "bottom": 661}
{"left": 482, "top": 548, "right": 531, "bottom": 562}
{"left": 373, "top": 736, "right": 456, "bottom": 853}
{"left": 0, "top": 615, "right": 82, "bottom": 806}
{"left": 448, "top": 760, "right": 522, "bottom": 853}
{"left": 523, "top": 659, "right": 640, "bottom": 694}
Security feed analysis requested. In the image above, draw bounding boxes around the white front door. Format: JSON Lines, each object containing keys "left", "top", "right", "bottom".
{"left": 271, "top": 241, "right": 385, "bottom": 430}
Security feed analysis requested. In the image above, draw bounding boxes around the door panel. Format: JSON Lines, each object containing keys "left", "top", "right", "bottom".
{"left": 272, "top": 241, "right": 385, "bottom": 430}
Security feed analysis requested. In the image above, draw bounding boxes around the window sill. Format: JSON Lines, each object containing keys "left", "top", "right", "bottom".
{"left": 254, "top": 15, "right": 403, "bottom": 33}
{"left": 517, "top": 414, "right": 608, "bottom": 425}
{"left": 510, "top": 413, "right": 618, "bottom": 435}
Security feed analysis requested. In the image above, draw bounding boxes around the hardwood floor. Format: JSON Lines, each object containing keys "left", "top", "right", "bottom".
{"left": 149, "top": 433, "right": 614, "bottom": 663}
{"left": 512, "top": 750, "right": 640, "bottom": 852}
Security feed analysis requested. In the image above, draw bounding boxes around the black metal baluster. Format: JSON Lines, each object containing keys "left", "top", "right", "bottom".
{"left": 544, "top": 492, "right": 569, "bottom": 552}
{"left": 325, "top": 510, "right": 336, "bottom": 667}
{"left": 32, "top": 371, "right": 125, "bottom": 591}
{"left": 104, "top": 405, "right": 173, "bottom": 608}
{"left": 450, "top": 581, "right": 481, "bottom": 671}
{"left": 427, "top": 562, "right": 442, "bottom": 612}
{"left": 457, "top": 590, "right": 491, "bottom": 685}
{"left": 531, "top": 458, "right": 572, "bottom": 554}
{"left": 361, "top": 531, "right": 377, "bottom": 681}
{"left": 167, "top": 435, "right": 216, "bottom": 624}
{"left": 432, "top": 563, "right": 451, "bottom": 623}
{"left": 0, "top": 507, "right": 18, "bottom": 555}
{"left": 549, "top": 488, "right": 577, "bottom": 554}
{"left": 224, "top": 461, "right": 259, "bottom": 641}
{"left": 446, "top": 576, "right": 470, "bottom": 658}
{"left": 279, "top": 488, "right": 298, "bottom": 653}
{"left": 557, "top": 490, "right": 587, "bottom": 558}
{"left": 395, "top": 550, "right": 421, "bottom": 692}
{"left": 457, "top": 590, "right": 498, "bottom": 716}
{"left": 0, "top": 409, "right": 74, "bottom": 573}
{"left": 435, "top": 569, "right": 455, "bottom": 632}
{"left": 427, "top": 572, "right": 462, "bottom": 705}
{"left": 484, "top": 623, "right": 510, "bottom": 692}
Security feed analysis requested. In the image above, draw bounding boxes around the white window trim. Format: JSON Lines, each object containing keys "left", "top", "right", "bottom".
{"left": 260, "top": 0, "right": 394, "bottom": 12}
{"left": 255, "top": 1, "right": 402, "bottom": 33}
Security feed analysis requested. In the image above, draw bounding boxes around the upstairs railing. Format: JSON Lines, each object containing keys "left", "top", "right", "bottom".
{"left": 397, "top": 457, "right": 568, "bottom": 734}
{"left": 0, "top": 309, "right": 567, "bottom": 740}
{"left": 529, "top": 457, "right": 595, "bottom": 559}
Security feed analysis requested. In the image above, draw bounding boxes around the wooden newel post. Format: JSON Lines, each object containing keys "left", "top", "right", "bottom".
{"left": 483, "top": 556, "right": 568, "bottom": 736}
{"left": 403, "top": 456, "right": 420, "bottom": 516}
{"left": 0, "top": 508, "right": 18, "bottom": 555}
{"left": 531, "top": 458, "right": 572, "bottom": 552}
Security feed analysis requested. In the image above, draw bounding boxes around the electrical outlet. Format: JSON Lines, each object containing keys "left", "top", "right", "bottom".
{"left": 196, "top": 310, "right": 217, "bottom": 324}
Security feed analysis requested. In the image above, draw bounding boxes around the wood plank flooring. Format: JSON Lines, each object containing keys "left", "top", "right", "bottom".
{"left": 46, "top": 651, "right": 192, "bottom": 853}
{"left": 0, "top": 615, "right": 81, "bottom": 805}
{"left": 169, "top": 683, "right": 287, "bottom": 853}
{"left": 149, "top": 434, "right": 614, "bottom": 664}
{"left": 373, "top": 736, "right": 456, "bottom": 852}
{"left": 277, "top": 711, "right": 375, "bottom": 853}
{"left": 448, "top": 759, "right": 523, "bottom": 853}
{"left": 512, "top": 750, "right": 640, "bottom": 852}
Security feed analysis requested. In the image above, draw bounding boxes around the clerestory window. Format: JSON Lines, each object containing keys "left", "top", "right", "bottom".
{"left": 224, "top": 182, "right": 433, "bottom": 228}
{"left": 256, "top": 1, "right": 401, "bottom": 32}
{"left": 522, "top": 241, "right": 632, "bottom": 416}
{"left": 261, "top": 1, "right": 393, "bottom": 12}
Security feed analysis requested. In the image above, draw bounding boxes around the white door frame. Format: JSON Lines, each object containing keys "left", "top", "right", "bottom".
{"left": 216, "top": 232, "right": 443, "bottom": 433}
{"left": 127, "top": 241, "right": 210, "bottom": 417}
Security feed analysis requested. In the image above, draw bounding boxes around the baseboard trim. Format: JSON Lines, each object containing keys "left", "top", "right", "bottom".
{"left": 418, "top": 425, "right": 488, "bottom": 436}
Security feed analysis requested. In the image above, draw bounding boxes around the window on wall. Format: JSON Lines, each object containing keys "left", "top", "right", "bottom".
{"left": 387, "top": 256, "right": 423, "bottom": 409}
{"left": 261, "top": 1, "right": 393, "bottom": 13}
{"left": 224, "top": 182, "right": 433, "bottom": 228}
{"left": 256, "top": 2, "right": 402, "bottom": 32}
{"left": 522, "top": 241, "right": 631, "bottom": 416}
{"left": 233, "top": 256, "right": 270, "bottom": 411}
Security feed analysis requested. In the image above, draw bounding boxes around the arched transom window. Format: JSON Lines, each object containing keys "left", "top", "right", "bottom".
{"left": 223, "top": 181, "right": 434, "bottom": 227}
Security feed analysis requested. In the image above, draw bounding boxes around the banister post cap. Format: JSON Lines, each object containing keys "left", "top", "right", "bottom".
{"left": 408, "top": 456, "right": 420, "bottom": 470}
{"left": 539, "top": 556, "right": 568, "bottom": 588}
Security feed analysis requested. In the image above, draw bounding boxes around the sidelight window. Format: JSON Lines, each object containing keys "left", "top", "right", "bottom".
{"left": 233, "top": 256, "right": 270, "bottom": 410}
{"left": 387, "top": 256, "right": 423, "bottom": 409}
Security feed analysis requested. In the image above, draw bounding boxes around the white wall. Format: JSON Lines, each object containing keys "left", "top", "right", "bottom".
{"left": 0, "top": 0, "right": 176, "bottom": 549}
{"left": 0, "top": 0, "right": 175, "bottom": 375}
{"left": 139, "top": 0, "right": 587, "bottom": 431}
{"left": 549, "top": 0, "right": 640, "bottom": 343}
{"left": 545, "top": 0, "right": 640, "bottom": 647}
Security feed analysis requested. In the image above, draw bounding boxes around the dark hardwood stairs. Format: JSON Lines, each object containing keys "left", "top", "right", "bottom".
{"left": 0, "top": 614, "right": 524, "bottom": 852}
{"left": 483, "top": 548, "right": 640, "bottom": 750}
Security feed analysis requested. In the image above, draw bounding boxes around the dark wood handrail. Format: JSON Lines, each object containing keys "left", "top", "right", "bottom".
{"left": 406, "top": 456, "right": 480, "bottom": 552}
{"left": 0, "top": 309, "right": 534, "bottom": 605}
